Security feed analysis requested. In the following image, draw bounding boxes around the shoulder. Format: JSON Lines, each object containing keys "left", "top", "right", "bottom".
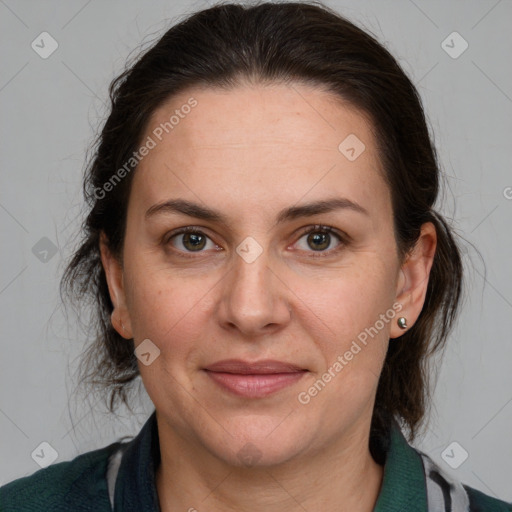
{"left": 0, "top": 441, "right": 121, "bottom": 512}
{"left": 463, "top": 485, "right": 512, "bottom": 512}
{"left": 418, "top": 451, "right": 512, "bottom": 511}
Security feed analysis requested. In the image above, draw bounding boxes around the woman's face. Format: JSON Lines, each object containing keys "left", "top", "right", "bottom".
{"left": 102, "top": 82, "right": 431, "bottom": 467}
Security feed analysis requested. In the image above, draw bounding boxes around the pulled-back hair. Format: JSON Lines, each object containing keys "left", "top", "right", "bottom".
{"left": 61, "top": 1, "right": 463, "bottom": 442}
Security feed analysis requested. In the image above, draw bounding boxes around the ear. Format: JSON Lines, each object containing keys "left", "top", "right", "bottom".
{"left": 390, "top": 222, "right": 437, "bottom": 339}
{"left": 99, "top": 232, "right": 133, "bottom": 339}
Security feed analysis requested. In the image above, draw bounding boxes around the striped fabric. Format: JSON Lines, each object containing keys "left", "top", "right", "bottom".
{"left": 421, "top": 452, "right": 472, "bottom": 511}
{"left": 102, "top": 421, "right": 511, "bottom": 511}
{"left": 420, "top": 452, "right": 510, "bottom": 512}
{"left": 2, "top": 411, "right": 510, "bottom": 511}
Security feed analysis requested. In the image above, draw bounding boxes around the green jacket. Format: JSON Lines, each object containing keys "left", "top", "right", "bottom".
{"left": 1, "top": 410, "right": 510, "bottom": 511}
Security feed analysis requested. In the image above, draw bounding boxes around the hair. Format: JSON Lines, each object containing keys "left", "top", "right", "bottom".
{"left": 61, "top": 0, "right": 463, "bottom": 443}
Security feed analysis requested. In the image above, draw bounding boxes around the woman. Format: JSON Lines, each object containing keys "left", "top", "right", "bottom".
{"left": 1, "top": 2, "right": 510, "bottom": 511}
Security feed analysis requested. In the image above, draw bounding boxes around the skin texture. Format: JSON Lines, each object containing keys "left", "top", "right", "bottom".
{"left": 100, "top": 82, "right": 437, "bottom": 512}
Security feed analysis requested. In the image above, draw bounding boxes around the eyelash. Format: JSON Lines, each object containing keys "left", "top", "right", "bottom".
{"left": 164, "top": 224, "right": 347, "bottom": 259}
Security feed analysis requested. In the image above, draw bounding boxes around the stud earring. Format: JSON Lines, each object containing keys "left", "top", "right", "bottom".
{"left": 397, "top": 317, "right": 408, "bottom": 330}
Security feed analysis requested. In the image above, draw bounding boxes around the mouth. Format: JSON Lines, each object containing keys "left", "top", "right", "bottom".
{"left": 203, "top": 359, "right": 308, "bottom": 398}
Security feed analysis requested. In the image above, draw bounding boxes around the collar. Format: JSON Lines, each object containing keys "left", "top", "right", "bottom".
{"left": 373, "top": 421, "right": 428, "bottom": 511}
{"left": 113, "top": 410, "right": 161, "bottom": 512}
{"left": 113, "top": 411, "right": 427, "bottom": 512}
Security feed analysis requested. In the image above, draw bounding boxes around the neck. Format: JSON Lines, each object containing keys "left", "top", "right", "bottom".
{"left": 155, "top": 417, "right": 384, "bottom": 512}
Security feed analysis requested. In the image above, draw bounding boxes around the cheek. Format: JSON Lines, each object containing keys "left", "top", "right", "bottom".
{"left": 294, "top": 260, "right": 396, "bottom": 405}
{"left": 296, "top": 259, "right": 396, "bottom": 340}
{"left": 123, "top": 263, "right": 212, "bottom": 346}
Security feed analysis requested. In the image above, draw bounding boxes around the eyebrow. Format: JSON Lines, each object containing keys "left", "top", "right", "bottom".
{"left": 145, "top": 197, "right": 368, "bottom": 224}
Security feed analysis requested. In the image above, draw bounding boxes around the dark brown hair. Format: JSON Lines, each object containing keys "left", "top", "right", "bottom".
{"left": 62, "top": 0, "right": 463, "bottom": 442}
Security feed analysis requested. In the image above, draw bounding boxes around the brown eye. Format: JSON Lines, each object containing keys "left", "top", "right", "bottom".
{"left": 295, "top": 225, "right": 345, "bottom": 256}
{"left": 307, "top": 231, "right": 331, "bottom": 251}
{"left": 181, "top": 232, "right": 207, "bottom": 251}
{"left": 166, "top": 228, "right": 216, "bottom": 253}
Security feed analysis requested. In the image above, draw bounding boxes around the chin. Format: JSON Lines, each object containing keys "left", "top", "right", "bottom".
{"left": 203, "top": 418, "right": 312, "bottom": 469}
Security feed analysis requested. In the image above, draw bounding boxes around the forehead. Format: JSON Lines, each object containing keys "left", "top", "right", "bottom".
{"left": 131, "top": 82, "right": 390, "bottom": 223}
{"left": 147, "top": 82, "right": 374, "bottom": 152}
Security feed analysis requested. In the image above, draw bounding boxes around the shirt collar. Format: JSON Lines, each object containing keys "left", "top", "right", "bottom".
{"left": 114, "top": 410, "right": 427, "bottom": 512}
{"left": 113, "top": 410, "right": 161, "bottom": 512}
{"left": 373, "top": 421, "right": 428, "bottom": 511}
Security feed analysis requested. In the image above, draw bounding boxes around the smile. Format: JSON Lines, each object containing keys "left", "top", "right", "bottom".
{"left": 203, "top": 359, "right": 308, "bottom": 398}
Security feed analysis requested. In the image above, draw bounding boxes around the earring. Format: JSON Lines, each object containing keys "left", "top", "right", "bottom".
{"left": 397, "top": 317, "right": 408, "bottom": 330}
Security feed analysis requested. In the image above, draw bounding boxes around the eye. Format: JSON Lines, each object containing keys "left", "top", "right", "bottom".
{"left": 165, "top": 227, "right": 219, "bottom": 254}
{"left": 294, "top": 225, "right": 345, "bottom": 256}
{"left": 164, "top": 224, "right": 347, "bottom": 258}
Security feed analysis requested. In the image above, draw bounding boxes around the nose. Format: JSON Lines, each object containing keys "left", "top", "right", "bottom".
{"left": 217, "top": 243, "right": 292, "bottom": 337}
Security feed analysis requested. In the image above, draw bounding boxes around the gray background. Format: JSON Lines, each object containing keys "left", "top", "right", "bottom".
{"left": 1, "top": 0, "right": 511, "bottom": 501}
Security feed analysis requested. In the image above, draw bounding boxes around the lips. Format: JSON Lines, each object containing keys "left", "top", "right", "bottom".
{"left": 203, "top": 359, "right": 307, "bottom": 398}
{"left": 204, "top": 359, "right": 305, "bottom": 374}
